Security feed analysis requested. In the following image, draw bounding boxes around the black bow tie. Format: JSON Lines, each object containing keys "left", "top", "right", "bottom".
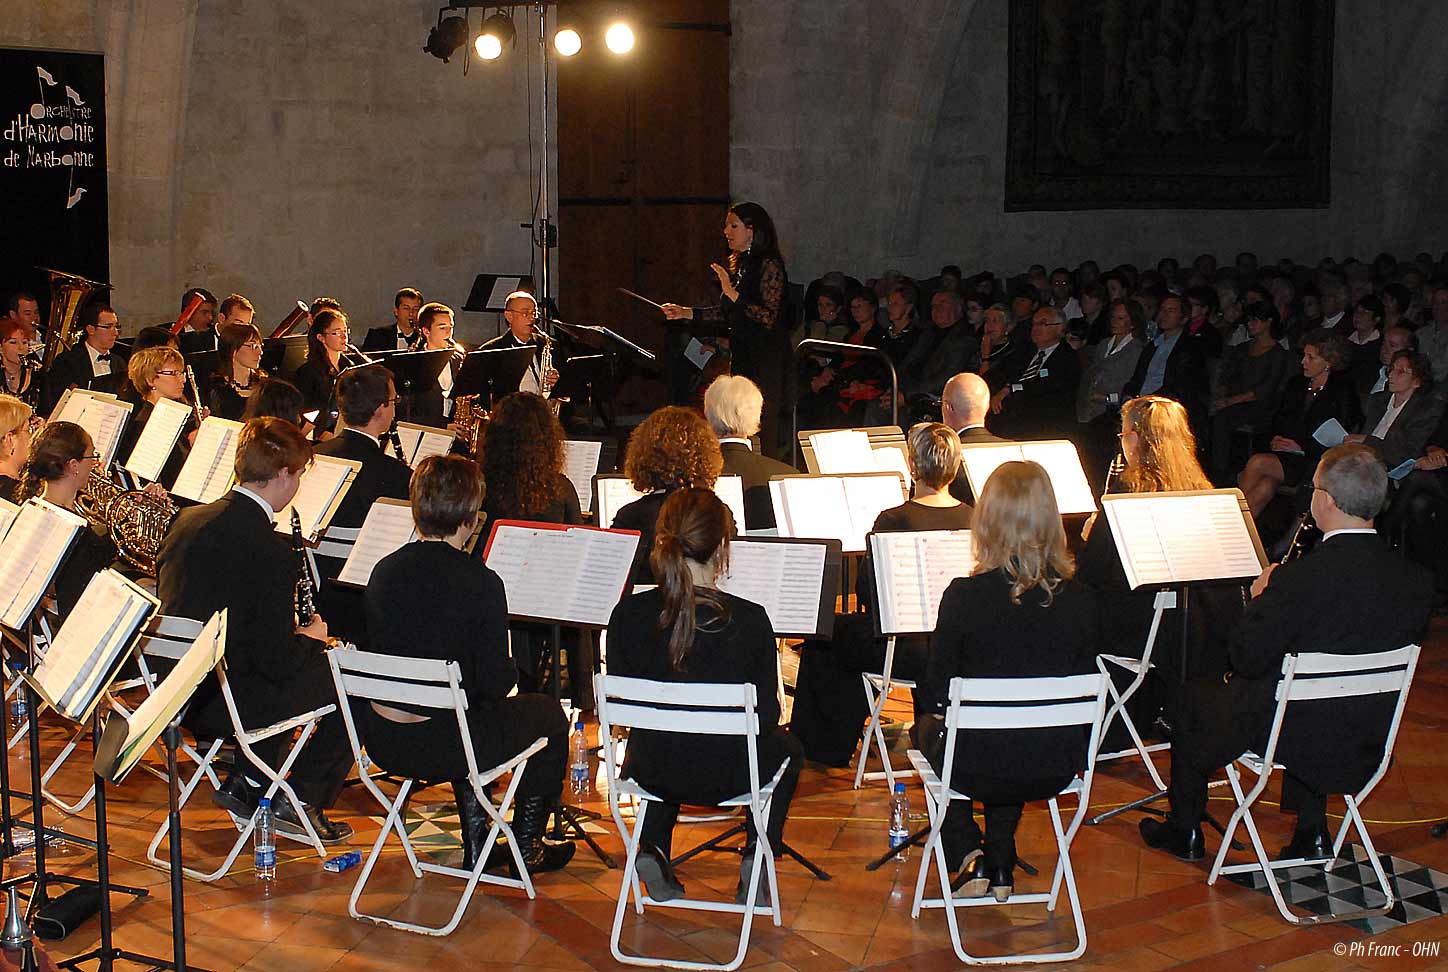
{"left": 96, "top": 353, "right": 111, "bottom": 361}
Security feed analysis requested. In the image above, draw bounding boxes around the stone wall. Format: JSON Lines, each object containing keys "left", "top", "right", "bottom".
{"left": 732, "top": 0, "right": 1448, "bottom": 284}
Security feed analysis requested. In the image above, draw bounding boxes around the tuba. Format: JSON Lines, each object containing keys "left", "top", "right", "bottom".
{"left": 76, "top": 470, "right": 178, "bottom": 575}
{"left": 38, "top": 268, "right": 110, "bottom": 373}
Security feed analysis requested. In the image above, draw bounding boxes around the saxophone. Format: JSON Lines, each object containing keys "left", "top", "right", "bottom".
{"left": 291, "top": 509, "right": 316, "bottom": 626}
{"left": 538, "top": 332, "right": 563, "bottom": 417}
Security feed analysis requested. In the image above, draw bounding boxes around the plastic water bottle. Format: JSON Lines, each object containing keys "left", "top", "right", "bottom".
{"left": 8, "top": 693, "right": 27, "bottom": 736}
{"left": 569, "top": 721, "right": 590, "bottom": 796}
{"left": 254, "top": 798, "right": 277, "bottom": 882}
{"left": 889, "top": 783, "right": 911, "bottom": 862}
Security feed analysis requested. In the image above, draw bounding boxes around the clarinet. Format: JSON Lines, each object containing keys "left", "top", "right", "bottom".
{"left": 385, "top": 419, "right": 405, "bottom": 464}
{"left": 291, "top": 509, "right": 316, "bottom": 627}
{"left": 185, "top": 364, "right": 204, "bottom": 426}
{"left": 1280, "top": 510, "right": 1317, "bottom": 564}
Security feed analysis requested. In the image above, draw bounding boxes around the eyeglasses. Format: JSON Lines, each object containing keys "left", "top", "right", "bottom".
{"left": 324, "top": 330, "right": 350, "bottom": 338}
{"left": 91, "top": 323, "right": 119, "bottom": 331}
{"left": 155, "top": 369, "right": 183, "bottom": 377}
{"left": 241, "top": 342, "right": 263, "bottom": 351}
{"left": 81, "top": 453, "right": 100, "bottom": 461}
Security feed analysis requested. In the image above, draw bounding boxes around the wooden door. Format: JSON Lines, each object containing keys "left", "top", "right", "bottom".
{"left": 557, "top": 0, "right": 730, "bottom": 413}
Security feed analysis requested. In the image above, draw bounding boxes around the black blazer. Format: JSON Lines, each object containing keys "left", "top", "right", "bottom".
{"left": 606, "top": 588, "right": 788, "bottom": 803}
{"left": 720, "top": 440, "right": 794, "bottom": 530}
{"left": 361, "top": 325, "right": 422, "bottom": 354}
{"left": 997, "top": 342, "right": 1081, "bottom": 440}
{"left": 1270, "top": 371, "right": 1364, "bottom": 465}
{"left": 1358, "top": 389, "right": 1444, "bottom": 468}
{"left": 612, "top": 489, "right": 671, "bottom": 584}
{"left": 43, "top": 341, "right": 129, "bottom": 416}
{"left": 1123, "top": 332, "right": 1209, "bottom": 427}
{"left": 156, "top": 492, "right": 327, "bottom": 727}
{"left": 1175, "top": 533, "right": 1432, "bottom": 794}
{"left": 899, "top": 323, "right": 980, "bottom": 398}
{"left": 949, "top": 425, "right": 1009, "bottom": 505}
{"left": 921, "top": 570, "right": 1097, "bottom": 786}
{"left": 366, "top": 539, "right": 516, "bottom": 714}
{"left": 312, "top": 429, "right": 413, "bottom": 531}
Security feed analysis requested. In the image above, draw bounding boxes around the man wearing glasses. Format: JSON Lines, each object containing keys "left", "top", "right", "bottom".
{"left": 480, "top": 291, "right": 559, "bottom": 397}
{"left": 41, "top": 301, "right": 130, "bottom": 415}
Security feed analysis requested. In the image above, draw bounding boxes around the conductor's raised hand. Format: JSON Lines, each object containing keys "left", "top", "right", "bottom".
{"left": 661, "top": 303, "right": 694, "bottom": 321}
{"left": 710, "top": 263, "right": 739, "bottom": 302}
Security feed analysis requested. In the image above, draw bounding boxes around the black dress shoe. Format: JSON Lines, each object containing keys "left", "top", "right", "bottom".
{"left": 211, "top": 774, "right": 258, "bottom": 819}
{"left": 950, "top": 851, "right": 988, "bottom": 897}
{"left": 634, "top": 844, "right": 685, "bottom": 902}
{"left": 274, "top": 797, "right": 353, "bottom": 845}
{"left": 1278, "top": 829, "right": 1333, "bottom": 861}
{"left": 1139, "top": 817, "right": 1205, "bottom": 862}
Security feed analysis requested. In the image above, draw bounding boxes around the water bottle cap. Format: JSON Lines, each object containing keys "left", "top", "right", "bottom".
{"left": 258, "top": 797, "right": 271, "bottom": 808}
{"left": 893, "top": 783, "right": 906, "bottom": 793}
{"left": 575, "top": 721, "right": 585, "bottom": 730}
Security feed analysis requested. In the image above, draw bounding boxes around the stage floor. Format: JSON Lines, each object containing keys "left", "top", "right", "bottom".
{"left": 11, "top": 619, "right": 1448, "bottom": 972}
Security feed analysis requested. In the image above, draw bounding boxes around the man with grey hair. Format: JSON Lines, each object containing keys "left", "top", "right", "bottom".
{"left": 941, "top": 372, "right": 1006, "bottom": 504}
{"left": 703, "top": 375, "right": 794, "bottom": 529}
{"left": 988, "top": 306, "right": 1080, "bottom": 440}
{"left": 1141, "top": 444, "right": 1432, "bottom": 864}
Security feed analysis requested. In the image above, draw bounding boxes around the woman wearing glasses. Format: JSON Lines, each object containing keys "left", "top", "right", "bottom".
{"left": 208, "top": 323, "right": 268, "bottom": 421}
{"left": 0, "top": 394, "right": 37, "bottom": 501}
{"left": 18, "top": 421, "right": 119, "bottom": 619}
{"left": 118, "top": 347, "right": 207, "bottom": 489}
{"left": 292, "top": 308, "right": 355, "bottom": 421}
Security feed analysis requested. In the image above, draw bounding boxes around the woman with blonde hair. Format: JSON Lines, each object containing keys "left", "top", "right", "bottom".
{"left": 118, "top": 346, "right": 206, "bottom": 488}
{"left": 918, "top": 461, "right": 1096, "bottom": 900}
{"left": 0, "top": 394, "right": 37, "bottom": 501}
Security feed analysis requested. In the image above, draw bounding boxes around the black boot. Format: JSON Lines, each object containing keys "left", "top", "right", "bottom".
{"left": 454, "top": 782, "right": 490, "bottom": 871}
{"left": 486, "top": 795, "right": 575, "bottom": 875}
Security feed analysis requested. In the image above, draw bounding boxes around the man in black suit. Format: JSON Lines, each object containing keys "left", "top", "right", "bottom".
{"left": 899, "top": 291, "right": 981, "bottom": 420}
{"left": 1123, "top": 293, "right": 1209, "bottom": 433}
{"left": 407, "top": 302, "right": 467, "bottom": 431}
{"left": 176, "top": 288, "right": 220, "bottom": 356}
{"left": 361, "top": 287, "right": 424, "bottom": 353}
{"left": 941, "top": 372, "right": 1006, "bottom": 505}
{"left": 703, "top": 374, "right": 794, "bottom": 529}
{"left": 1140, "top": 445, "right": 1433, "bottom": 861}
{"left": 479, "top": 291, "right": 558, "bottom": 400}
{"left": 988, "top": 307, "right": 1080, "bottom": 440}
{"left": 156, "top": 418, "right": 355, "bottom": 843}
{"left": 314, "top": 364, "right": 413, "bottom": 646}
{"left": 42, "top": 302, "right": 130, "bottom": 415}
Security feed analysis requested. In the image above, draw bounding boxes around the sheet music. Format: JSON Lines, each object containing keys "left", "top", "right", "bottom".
{"left": 1102, "top": 490, "right": 1266, "bottom": 589}
{"left": 0, "top": 500, "right": 86, "bottom": 630}
{"left": 872, "top": 446, "right": 913, "bottom": 488}
{"left": 485, "top": 523, "right": 640, "bottom": 627}
{"left": 809, "top": 430, "right": 876, "bottom": 473}
{"left": 563, "top": 440, "right": 603, "bottom": 511}
{"left": 718, "top": 540, "right": 827, "bottom": 636}
{"left": 395, "top": 421, "right": 454, "bottom": 467}
{"left": 54, "top": 391, "right": 130, "bottom": 469}
{"left": 97, "top": 611, "right": 226, "bottom": 785}
{"left": 122, "top": 398, "right": 191, "bottom": 483}
{"left": 870, "top": 531, "right": 976, "bottom": 634}
{"left": 0, "top": 498, "right": 19, "bottom": 541}
{"left": 960, "top": 440, "right": 1096, "bottom": 514}
{"left": 172, "top": 418, "right": 243, "bottom": 503}
{"left": 488, "top": 277, "right": 515, "bottom": 310}
{"left": 769, "top": 474, "right": 907, "bottom": 553}
{"left": 275, "top": 456, "right": 359, "bottom": 541}
{"left": 338, "top": 499, "right": 417, "bottom": 587}
{"left": 714, "top": 476, "right": 747, "bottom": 533}
{"left": 594, "top": 476, "right": 747, "bottom": 532}
{"left": 33, "top": 570, "right": 155, "bottom": 722}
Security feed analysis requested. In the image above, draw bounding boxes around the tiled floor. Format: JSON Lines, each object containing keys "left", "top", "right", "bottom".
{"left": 9, "top": 621, "right": 1448, "bottom": 971}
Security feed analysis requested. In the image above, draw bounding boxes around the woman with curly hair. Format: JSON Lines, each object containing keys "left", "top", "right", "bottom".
{"left": 612, "top": 406, "right": 724, "bottom": 583}
{"left": 478, "top": 392, "right": 581, "bottom": 528}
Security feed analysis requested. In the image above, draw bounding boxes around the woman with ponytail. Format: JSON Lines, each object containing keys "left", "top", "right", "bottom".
{"left": 18, "top": 421, "right": 120, "bottom": 619}
{"left": 606, "top": 487, "right": 803, "bottom": 904}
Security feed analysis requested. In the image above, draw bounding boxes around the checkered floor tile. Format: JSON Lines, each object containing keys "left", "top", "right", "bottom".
{"left": 1223, "top": 843, "right": 1448, "bottom": 933}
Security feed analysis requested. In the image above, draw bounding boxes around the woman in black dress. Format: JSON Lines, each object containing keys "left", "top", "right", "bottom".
{"left": 919, "top": 460, "right": 1096, "bottom": 900}
{"left": 363, "top": 455, "right": 574, "bottom": 873}
{"left": 474, "top": 391, "right": 588, "bottom": 699}
{"left": 0, "top": 320, "right": 39, "bottom": 408}
{"left": 662, "top": 202, "right": 790, "bottom": 455}
{"left": 791, "top": 423, "right": 972, "bottom": 765}
{"left": 0, "top": 394, "right": 36, "bottom": 502}
{"left": 208, "top": 323, "right": 267, "bottom": 421}
{"left": 606, "top": 487, "right": 803, "bottom": 903}
{"left": 291, "top": 309, "right": 353, "bottom": 422}
{"left": 611, "top": 406, "right": 723, "bottom": 583}
{"left": 1209, "top": 301, "right": 1292, "bottom": 484}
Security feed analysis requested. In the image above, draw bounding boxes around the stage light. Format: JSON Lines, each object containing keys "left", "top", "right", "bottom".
{"left": 423, "top": 15, "right": 469, "bottom": 62}
{"left": 554, "top": 27, "right": 582, "bottom": 57}
{"left": 604, "top": 21, "right": 635, "bottom": 55}
{"left": 475, "top": 11, "right": 516, "bottom": 61}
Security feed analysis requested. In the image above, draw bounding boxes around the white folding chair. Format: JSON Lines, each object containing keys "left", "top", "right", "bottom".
{"left": 1092, "top": 590, "right": 1175, "bottom": 789}
{"left": 908, "top": 673, "right": 1109, "bottom": 966}
{"left": 1207, "top": 645, "right": 1420, "bottom": 925}
{"left": 854, "top": 635, "right": 918, "bottom": 790}
{"left": 596, "top": 673, "right": 788, "bottom": 972}
{"left": 143, "top": 621, "right": 337, "bottom": 882}
{"left": 329, "top": 649, "right": 545, "bottom": 936}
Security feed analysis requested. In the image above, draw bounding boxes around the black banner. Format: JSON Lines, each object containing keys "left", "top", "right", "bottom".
{"left": 0, "top": 46, "right": 108, "bottom": 315}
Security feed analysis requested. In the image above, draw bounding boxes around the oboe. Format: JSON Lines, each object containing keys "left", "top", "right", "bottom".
{"left": 185, "top": 364, "right": 204, "bottom": 425}
{"left": 291, "top": 509, "right": 316, "bottom": 626}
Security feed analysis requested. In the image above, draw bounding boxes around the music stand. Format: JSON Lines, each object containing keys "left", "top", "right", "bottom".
{"left": 669, "top": 536, "right": 841, "bottom": 881}
{"left": 462, "top": 274, "right": 532, "bottom": 314}
{"left": 552, "top": 321, "right": 660, "bottom": 431}
{"left": 451, "top": 345, "right": 536, "bottom": 409}
{"left": 372, "top": 348, "right": 456, "bottom": 425}
{"left": 259, "top": 335, "right": 308, "bottom": 377}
